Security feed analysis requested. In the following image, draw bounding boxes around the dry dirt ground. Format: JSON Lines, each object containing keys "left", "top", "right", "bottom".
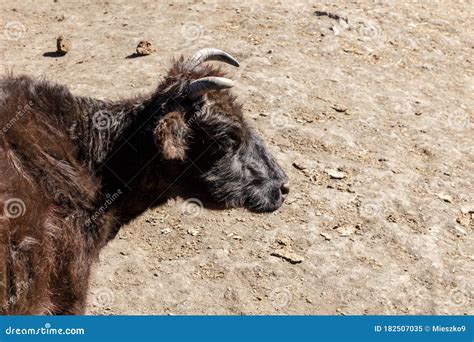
{"left": 1, "top": 0, "right": 473, "bottom": 315}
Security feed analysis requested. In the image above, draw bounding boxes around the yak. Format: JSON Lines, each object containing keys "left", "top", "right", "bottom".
{"left": 0, "top": 48, "right": 289, "bottom": 314}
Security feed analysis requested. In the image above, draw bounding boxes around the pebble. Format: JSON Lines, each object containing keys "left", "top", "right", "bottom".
{"left": 456, "top": 216, "right": 470, "bottom": 228}
{"left": 437, "top": 193, "right": 453, "bottom": 203}
{"left": 56, "top": 35, "right": 70, "bottom": 55}
{"left": 187, "top": 228, "right": 199, "bottom": 236}
{"left": 334, "top": 224, "right": 356, "bottom": 237}
{"left": 276, "top": 234, "right": 292, "bottom": 246}
{"left": 292, "top": 161, "right": 308, "bottom": 170}
{"left": 136, "top": 40, "right": 156, "bottom": 56}
{"left": 320, "top": 232, "right": 332, "bottom": 241}
{"left": 453, "top": 226, "right": 467, "bottom": 237}
{"left": 326, "top": 169, "right": 347, "bottom": 179}
{"left": 460, "top": 206, "right": 474, "bottom": 215}
{"left": 331, "top": 105, "right": 348, "bottom": 113}
{"left": 271, "top": 247, "right": 304, "bottom": 264}
{"left": 161, "top": 228, "right": 172, "bottom": 235}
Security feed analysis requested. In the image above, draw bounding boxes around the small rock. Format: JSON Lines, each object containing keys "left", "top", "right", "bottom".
{"left": 56, "top": 35, "right": 70, "bottom": 55}
{"left": 271, "top": 247, "right": 304, "bottom": 264}
{"left": 161, "top": 228, "right": 172, "bottom": 235}
{"left": 334, "top": 224, "right": 356, "bottom": 236}
{"left": 331, "top": 105, "right": 347, "bottom": 113}
{"left": 456, "top": 216, "right": 470, "bottom": 228}
{"left": 187, "top": 228, "right": 199, "bottom": 236}
{"left": 276, "top": 234, "right": 292, "bottom": 246}
{"left": 460, "top": 206, "right": 474, "bottom": 215}
{"left": 326, "top": 169, "right": 347, "bottom": 179}
{"left": 330, "top": 25, "right": 340, "bottom": 35}
{"left": 271, "top": 248, "right": 304, "bottom": 264}
{"left": 453, "top": 225, "right": 467, "bottom": 237}
{"left": 136, "top": 40, "right": 156, "bottom": 56}
{"left": 292, "top": 161, "right": 308, "bottom": 170}
{"left": 320, "top": 232, "right": 332, "bottom": 241}
{"left": 437, "top": 193, "right": 453, "bottom": 203}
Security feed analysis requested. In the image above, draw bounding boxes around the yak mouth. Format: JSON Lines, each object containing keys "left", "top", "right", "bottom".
{"left": 175, "top": 180, "right": 288, "bottom": 213}
{"left": 245, "top": 198, "right": 284, "bottom": 213}
{"left": 243, "top": 184, "right": 287, "bottom": 213}
{"left": 206, "top": 181, "right": 287, "bottom": 213}
{"left": 182, "top": 165, "right": 289, "bottom": 213}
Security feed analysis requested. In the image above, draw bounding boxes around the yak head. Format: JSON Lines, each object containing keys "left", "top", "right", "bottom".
{"left": 153, "top": 48, "right": 289, "bottom": 212}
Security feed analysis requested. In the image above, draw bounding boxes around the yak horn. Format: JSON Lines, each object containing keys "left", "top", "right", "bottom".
{"left": 187, "top": 76, "right": 234, "bottom": 98}
{"left": 185, "top": 48, "right": 240, "bottom": 69}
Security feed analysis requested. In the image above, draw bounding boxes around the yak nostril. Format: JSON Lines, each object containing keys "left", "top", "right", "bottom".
{"left": 280, "top": 182, "right": 290, "bottom": 196}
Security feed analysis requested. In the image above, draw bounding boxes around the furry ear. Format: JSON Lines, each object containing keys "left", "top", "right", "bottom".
{"left": 154, "top": 111, "right": 189, "bottom": 160}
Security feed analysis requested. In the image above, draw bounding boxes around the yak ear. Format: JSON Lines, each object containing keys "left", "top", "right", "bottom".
{"left": 154, "top": 111, "right": 189, "bottom": 160}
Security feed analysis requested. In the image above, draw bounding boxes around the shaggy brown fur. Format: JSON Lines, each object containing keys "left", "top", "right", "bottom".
{"left": 0, "top": 54, "right": 288, "bottom": 315}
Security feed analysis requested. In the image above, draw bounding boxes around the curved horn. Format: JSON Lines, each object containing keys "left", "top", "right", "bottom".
{"left": 185, "top": 48, "right": 240, "bottom": 69}
{"left": 187, "top": 76, "right": 234, "bottom": 98}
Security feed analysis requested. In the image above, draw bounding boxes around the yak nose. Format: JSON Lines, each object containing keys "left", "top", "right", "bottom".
{"left": 280, "top": 182, "right": 290, "bottom": 198}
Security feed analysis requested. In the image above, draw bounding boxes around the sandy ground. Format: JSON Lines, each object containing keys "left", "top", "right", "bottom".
{"left": 1, "top": 0, "right": 473, "bottom": 315}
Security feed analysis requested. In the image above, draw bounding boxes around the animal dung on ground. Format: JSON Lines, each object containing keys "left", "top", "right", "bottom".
{"left": 136, "top": 40, "right": 156, "bottom": 56}
{"left": 56, "top": 35, "right": 70, "bottom": 55}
